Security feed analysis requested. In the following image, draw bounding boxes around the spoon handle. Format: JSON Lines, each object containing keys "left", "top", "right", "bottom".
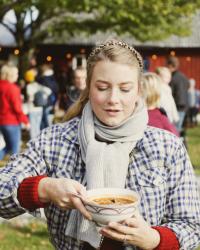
{"left": 66, "top": 191, "right": 96, "bottom": 205}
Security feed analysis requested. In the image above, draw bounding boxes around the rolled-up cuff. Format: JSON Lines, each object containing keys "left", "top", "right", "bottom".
{"left": 17, "top": 176, "right": 49, "bottom": 210}
{"left": 152, "top": 226, "right": 180, "bottom": 250}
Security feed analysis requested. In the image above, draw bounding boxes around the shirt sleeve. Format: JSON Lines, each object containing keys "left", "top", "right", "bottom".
{"left": 160, "top": 142, "right": 200, "bottom": 249}
{"left": 0, "top": 138, "right": 49, "bottom": 219}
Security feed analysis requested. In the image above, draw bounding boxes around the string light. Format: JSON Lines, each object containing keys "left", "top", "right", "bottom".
{"left": 14, "top": 49, "right": 20, "bottom": 55}
{"left": 186, "top": 56, "right": 191, "bottom": 62}
{"left": 46, "top": 56, "right": 52, "bottom": 62}
{"left": 152, "top": 54, "right": 157, "bottom": 60}
{"left": 170, "top": 50, "right": 176, "bottom": 56}
{"left": 66, "top": 53, "right": 72, "bottom": 59}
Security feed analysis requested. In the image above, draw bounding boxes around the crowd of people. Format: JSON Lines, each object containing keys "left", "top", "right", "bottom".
{"left": 0, "top": 39, "right": 200, "bottom": 249}
{"left": 1, "top": 50, "right": 199, "bottom": 159}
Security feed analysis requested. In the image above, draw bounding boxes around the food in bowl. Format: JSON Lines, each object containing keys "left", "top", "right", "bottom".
{"left": 84, "top": 188, "right": 139, "bottom": 226}
{"left": 90, "top": 195, "right": 136, "bottom": 205}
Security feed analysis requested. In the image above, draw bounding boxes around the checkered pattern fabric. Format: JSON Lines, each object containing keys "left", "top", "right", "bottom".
{"left": 0, "top": 117, "right": 200, "bottom": 250}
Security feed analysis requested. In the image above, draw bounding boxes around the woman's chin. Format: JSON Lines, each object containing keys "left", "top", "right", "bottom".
{"left": 101, "top": 118, "right": 123, "bottom": 127}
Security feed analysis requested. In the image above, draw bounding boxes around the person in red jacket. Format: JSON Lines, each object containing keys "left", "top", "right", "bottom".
{"left": 141, "top": 72, "right": 179, "bottom": 136}
{"left": 0, "top": 64, "right": 29, "bottom": 160}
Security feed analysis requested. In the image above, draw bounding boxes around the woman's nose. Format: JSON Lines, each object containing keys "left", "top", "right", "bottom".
{"left": 107, "top": 89, "right": 119, "bottom": 104}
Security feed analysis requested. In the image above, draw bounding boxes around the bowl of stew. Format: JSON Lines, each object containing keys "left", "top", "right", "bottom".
{"left": 84, "top": 188, "right": 139, "bottom": 226}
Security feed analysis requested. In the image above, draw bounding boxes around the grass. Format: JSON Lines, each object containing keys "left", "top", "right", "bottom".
{"left": 0, "top": 222, "right": 53, "bottom": 250}
{"left": 0, "top": 221, "right": 199, "bottom": 250}
{"left": 186, "top": 125, "right": 200, "bottom": 174}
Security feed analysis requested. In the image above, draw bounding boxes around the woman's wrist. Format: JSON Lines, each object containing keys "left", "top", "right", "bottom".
{"left": 146, "top": 228, "right": 160, "bottom": 249}
{"left": 136, "top": 228, "right": 160, "bottom": 250}
{"left": 38, "top": 177, "right": 53, "bottom": 203}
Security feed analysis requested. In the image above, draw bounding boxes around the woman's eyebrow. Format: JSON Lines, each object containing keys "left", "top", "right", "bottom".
{"left": 96, "top": 80, "right": 134, "bottom": 85}
{"left": 95, "top": 80, "right": 110, "bottom": 84}
{"left": 120, "top": 82, "right": 134, "bottom": 85}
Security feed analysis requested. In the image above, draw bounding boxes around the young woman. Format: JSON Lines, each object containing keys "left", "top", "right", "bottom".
{"left": 0, "top": 40, "right": 200, "bottom": 250}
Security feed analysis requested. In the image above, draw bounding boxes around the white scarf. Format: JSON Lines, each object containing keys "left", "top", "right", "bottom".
{"left": 65, "top": 99, "right": 148, "bottom": 248}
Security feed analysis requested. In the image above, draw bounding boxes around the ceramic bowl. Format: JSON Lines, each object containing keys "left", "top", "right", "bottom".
{"left": 84, "top": 188, "right": 139, "bottom": 226}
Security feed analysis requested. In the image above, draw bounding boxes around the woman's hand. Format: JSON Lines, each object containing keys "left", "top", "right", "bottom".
{"left": 100, "top": 212, "right": 160, "bottom": 250}
{"left": 38, "top": 177, "right": 92, "bottom": 220}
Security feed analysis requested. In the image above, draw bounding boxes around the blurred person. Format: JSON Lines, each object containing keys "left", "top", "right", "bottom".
{"left": 166, "top": 56, "right": 189, "bottom": 133}
{"left": 24, "top": 69, "right": 52, "bottom": 139}
{"left": 66, "top": 66, "right": 87, "bottom": 109}
{"left": 38, "top": 64, "right": 59, "bottom": 129}
{"left": 141, "top": 72, "right": 179, "bottom": 136}
{"left": 56, "top": 65, "right": 70, "bottom": 111}
{"left": 0, "top": 40, "right": 199, "bottom": 250}
{"left": 38, "top": 63, "right": 58, "bottom": 106}
{"left": 155, "top": 66, "right": 179, "bottom": 124}
{"left": 187, "top": 78, "right": 200, "bottom": 126}
{"left": 0, "top": 64, "right": 30, "bottom": 160}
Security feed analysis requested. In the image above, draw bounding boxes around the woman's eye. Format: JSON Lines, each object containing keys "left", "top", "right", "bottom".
{"left": 121, "top": 89, "right": 131, "bottom": 92}
{"left": 97, "top": 86, "right": 108, "bottom": 91}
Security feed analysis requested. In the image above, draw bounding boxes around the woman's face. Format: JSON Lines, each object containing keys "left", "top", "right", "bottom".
{"left": 160, "top": 70, "right": 171, "bottom": 85}
{"left": 11, "top": 68, "right": 19, "bottom": 83}
{"left": 89, "top": 61, "right": 140, "bottom": 126}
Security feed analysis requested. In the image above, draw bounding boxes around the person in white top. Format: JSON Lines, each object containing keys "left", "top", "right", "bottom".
{"left": 24, "top": 69, "right": 52, "bottom": 139}
{"left": 187, "top": 78, "right": 200, "bottom": 126}
{"left": 155, "top": 67, "right": 179, "bottom": 124}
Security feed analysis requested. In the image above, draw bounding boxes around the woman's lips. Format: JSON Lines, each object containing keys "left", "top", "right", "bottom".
{"left": 104, "top": 109, "right": 121, "bottom": 116}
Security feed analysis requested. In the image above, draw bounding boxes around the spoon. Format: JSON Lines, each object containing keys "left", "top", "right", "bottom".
{"left": 66, "top": 191, "right": 97, "bottom": 205}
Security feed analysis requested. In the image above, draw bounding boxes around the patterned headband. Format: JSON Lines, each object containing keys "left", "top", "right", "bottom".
{"left": 87, "top": 40, "right": 143, "bottom": 71}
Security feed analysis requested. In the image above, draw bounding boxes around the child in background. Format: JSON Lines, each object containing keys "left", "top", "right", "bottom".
{"left": 141, "top": 72, "right": 179, "bottom": 136}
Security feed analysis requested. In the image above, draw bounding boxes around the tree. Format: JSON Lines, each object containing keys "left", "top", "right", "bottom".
{"left": 0, "top": 0, "right": 200, "bottom": 76}
{"left": 61, "top": 0, "right": 200, "bottom": 42}
{"left": 0, "top": 0, "right": 67, "bottom": 75}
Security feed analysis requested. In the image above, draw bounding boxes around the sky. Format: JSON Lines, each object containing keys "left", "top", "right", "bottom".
{"left": 0, "top": 8, "right": 38, "bottom": 46}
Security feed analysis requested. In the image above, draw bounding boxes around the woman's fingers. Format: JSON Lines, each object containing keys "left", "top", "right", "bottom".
{"left": 101, "top": 227, "right": 126, "bottom": 242}
{"left": 42, "top": 178, "right": 92, "bottom": 219}
{"left": 123, "top": 217, "right": 139, "bottom": 228}
{"left": 106, "top": 221, "right": 136, "bottom": 236}
{"left": 71, "top": 196, "right": 92, "bottom": 220}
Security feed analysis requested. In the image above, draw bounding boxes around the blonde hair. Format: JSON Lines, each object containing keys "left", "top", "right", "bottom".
{"left": 64, "top": 39, "right": 143, "bottom": 121}
{"left": 155, "top": 66, "right": 171, "bottom": 84}
{"left": 141, "top": 72, "right": 162, "bottom": 108}
{"left": 1, "top": 64, "right": 18, "bottom": 82}
{"left": 155, "top": 66, "right": 170, "bottom": 77}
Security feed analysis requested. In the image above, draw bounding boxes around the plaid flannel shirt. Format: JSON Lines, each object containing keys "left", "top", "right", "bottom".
{"left": 0, "top": 117, "right": 200, "bottom": 250}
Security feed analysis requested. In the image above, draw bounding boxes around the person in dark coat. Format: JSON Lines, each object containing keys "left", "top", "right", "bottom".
{"left": 166, "top": 56, "right": 189, "bottom": 133}
{"left": 66, "top": 67, "right": 87, "bottom": 110}
{"left": 37, "top": 64, "right": 59, "bottom": 129}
